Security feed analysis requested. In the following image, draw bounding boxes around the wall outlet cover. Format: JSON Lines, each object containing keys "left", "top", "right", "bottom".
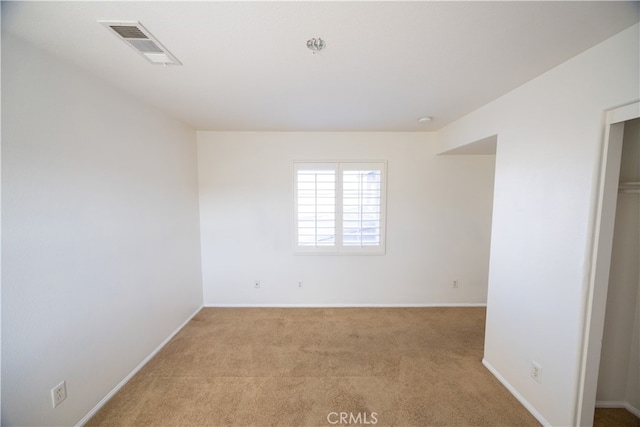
{"left": 531, "top": 362, "right": 542, "bottom": 383}
{"left": 51, "top": 381, "right": 67, "bottom": 408}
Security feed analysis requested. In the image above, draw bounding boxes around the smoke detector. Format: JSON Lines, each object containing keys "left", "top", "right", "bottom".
{"left": 99, "top": 21, "right": 181, "bottom": 66}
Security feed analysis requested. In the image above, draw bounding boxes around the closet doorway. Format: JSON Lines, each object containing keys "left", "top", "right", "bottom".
{"left": 595, "top": 117, "right": 639, "bottom": 418}
{"left": 578, "top": 102, "right": 639, "bottom": 426}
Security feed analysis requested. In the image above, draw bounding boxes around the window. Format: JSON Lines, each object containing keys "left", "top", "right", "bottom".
{"left": 294, "top": 162, "right": 386, "bottom": 254}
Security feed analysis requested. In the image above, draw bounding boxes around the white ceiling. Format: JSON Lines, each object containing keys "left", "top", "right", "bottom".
{"left": 2, "top": 1, "right": 638, "bottom": 131}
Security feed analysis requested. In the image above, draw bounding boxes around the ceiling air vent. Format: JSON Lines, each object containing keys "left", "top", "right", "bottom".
{"left": 99, "top": 21, "right": 181, "bottom": 66}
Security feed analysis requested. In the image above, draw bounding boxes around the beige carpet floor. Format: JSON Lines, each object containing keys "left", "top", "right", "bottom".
{"left": 88, "top": 307, "right": 548, "bottom": 426}
{"left": 594, "top": 408, "right": 640, "bottom": 427}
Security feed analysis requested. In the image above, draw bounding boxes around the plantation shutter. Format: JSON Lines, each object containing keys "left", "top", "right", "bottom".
{"left": 294, "top": 164, "right": 337, "bottom": 253}
{"left": 294, "top": 161, "right": 386, "bottom": 254}
{"left": 341, "top": 163, "right": 385, "bottom": 253}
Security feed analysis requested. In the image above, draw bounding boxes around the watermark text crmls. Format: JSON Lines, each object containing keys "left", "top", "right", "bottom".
{"left": 326, "top": 411, "right": 378, "bottom": 425}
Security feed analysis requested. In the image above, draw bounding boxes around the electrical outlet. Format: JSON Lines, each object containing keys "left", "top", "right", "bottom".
{"left": 453, "top": 280, "right": 459, "bottom": 288}
{"left": 298, "top": 281, "right": 303, "bottom": 288}
{"left": 531, "top": 361, "right": 542, "bottom": 383}
{"left": 51, "top": 381, "right": 67, "bottom": 408}
{"left": 254, "top": 280, "right": 260, "bottom": 289}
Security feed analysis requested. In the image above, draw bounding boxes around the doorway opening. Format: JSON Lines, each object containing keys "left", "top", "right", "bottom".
{"left": 578, "top": 102, "right": 640, "bottom": 426}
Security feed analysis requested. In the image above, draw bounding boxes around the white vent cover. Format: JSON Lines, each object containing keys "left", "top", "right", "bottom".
{"left": 99, "top": 21, "right": 181, "bottom": 66}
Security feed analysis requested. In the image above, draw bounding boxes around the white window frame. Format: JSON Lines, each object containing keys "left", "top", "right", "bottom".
{"left": 293, "top": 161, "right": 387, "bottom": 255}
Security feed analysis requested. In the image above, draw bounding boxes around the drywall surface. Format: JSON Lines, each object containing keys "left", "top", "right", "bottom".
{"left": 1, "top": 35, "right": 203, "bottom": 425}
{"left": 597, "top": 118, "right": 640, "bottom": 409}
{"left": 436, "top": 24, "right": 639, "bottom": 426}
{"left": 197, "top": 132, "right": 495, "bottom": 306}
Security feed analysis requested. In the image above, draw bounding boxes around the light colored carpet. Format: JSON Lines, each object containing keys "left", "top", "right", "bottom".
{"left": 594, "top": 408, "right": 640, "bottom": 427}
{"left": 88, "top": 307, "right": 543, "bottom": 426}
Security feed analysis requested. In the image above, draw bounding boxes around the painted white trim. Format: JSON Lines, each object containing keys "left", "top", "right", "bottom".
{"left": 75, "top": 306, "right": 203, "bottom": 426}
{"left": 606, "top": 102, "right": 640, "bottom": 125}
{"left": 624, "top": 402, "right": 640, "bottom": 418}
{"left": 204, "top": 303, "right": 487, "bottom": 308}
{"left": 595, "top": 400, "right": 625, "bottom": 408}
{"left": 595, "top": 401, "right": 640, "bottom": 418}
{"left": 482, "top": 358, "right": 551, "bottom": 427}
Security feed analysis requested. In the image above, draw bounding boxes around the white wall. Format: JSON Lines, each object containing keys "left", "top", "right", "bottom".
{"left": 197, "top": 132, "right": 495, "bottom": 306}
{"left": 597, "top": 118, "right": 640, "bottom": 411}
{"left": 1, "top": 35, "right": 203, "bottom": 425}
{"left": 436, "top": 24, "right": 639, "bottom": 426}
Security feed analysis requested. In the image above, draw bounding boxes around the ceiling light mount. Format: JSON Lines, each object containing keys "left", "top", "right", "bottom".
{"left": 418, "top": 116, "right": 433, "bottom": 124}
{"left": 307, "top": 38, "right": 325, "bottom": 54}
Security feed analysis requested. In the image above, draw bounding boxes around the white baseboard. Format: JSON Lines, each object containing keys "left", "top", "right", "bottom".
{"left": 204, "top": 303, "right": 487, "bottom": 308}
{"left": 76, "top": 305, "right": 203, "bottom": 426}
{"left": 596, "top": 400, "right": 640, "bottom": 418}
{"left": 482, "top": 358, "right": 551, "bottom": 426}
{"left": 621, "top": 402, "right": 639, "bottom": 418}
{"left": 595, "top": 400, "right": 625, "bottom": 408}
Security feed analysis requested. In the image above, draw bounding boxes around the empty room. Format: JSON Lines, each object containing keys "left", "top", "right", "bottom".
{"left": 2, "top": 1, "right": 639, "bottom": 426}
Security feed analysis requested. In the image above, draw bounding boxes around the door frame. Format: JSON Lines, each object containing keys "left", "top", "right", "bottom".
{"left": 576, "top": 101, "right": 639, "bottom": 426}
